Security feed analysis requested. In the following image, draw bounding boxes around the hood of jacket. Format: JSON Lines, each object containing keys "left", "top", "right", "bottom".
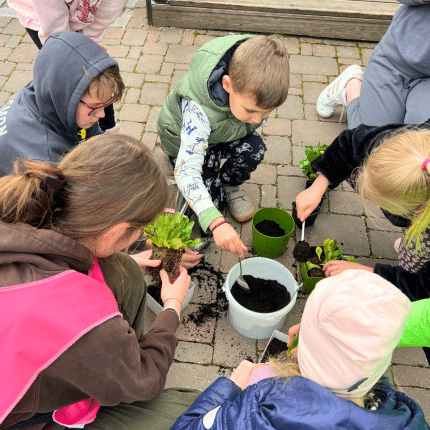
{"left": 0, "top": 222, "right": 93, "bottom": 288}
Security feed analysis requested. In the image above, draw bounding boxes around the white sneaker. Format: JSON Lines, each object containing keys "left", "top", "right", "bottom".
{"left": 316, "top": 65, "right": 364, "bottom": 119}
{"left": 224, "top": 185, "right": 255, "bottom": 223}
{"left": 394, "top": 238, "right": 402, "bottom": 254}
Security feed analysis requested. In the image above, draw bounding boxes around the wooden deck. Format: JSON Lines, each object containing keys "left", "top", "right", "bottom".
{"left": 147, "top": 0, "right": 400, "bottom": 42}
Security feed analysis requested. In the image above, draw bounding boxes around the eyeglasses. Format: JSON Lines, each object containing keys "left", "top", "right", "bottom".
{"left": 135, "top": 227, "right": 156, "bottom": 243}
{"left": 79, "top": 96, "right": 115, "bottom": 116}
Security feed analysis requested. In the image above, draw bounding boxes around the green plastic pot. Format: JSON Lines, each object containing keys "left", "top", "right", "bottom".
{"left": 252, "top": 207, "right": 295, "bottom": 258}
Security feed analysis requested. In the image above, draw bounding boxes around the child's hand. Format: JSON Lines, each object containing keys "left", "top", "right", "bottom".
{"left": 287, "top": 324, "right": 300, "bottom": 347}
{"left": 181, "top": 247, "right": 203, "bottom": 269}
{"left": 129, "top": 250, "right": 160, "bottom": 275}
{"left": 295, "top": 175, "right": 330, "bottom": 221}
{"left": 160, "top": 266, "right": 191, "bottom": 312}
{"left": 212, "top": 223, "right": 247, "bottom": 257}
{"left": 229, "top": 360, "right": 261, "bottom": 390}
{"left": 323, "top": 260, "right": 373, "bottom": 277}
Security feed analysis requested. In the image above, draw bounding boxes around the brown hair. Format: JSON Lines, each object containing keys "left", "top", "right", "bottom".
{"left": 358, "top": 127, "right": 430, "bottom": 252}
{"left": 228, "top": 36, "right": 290, "bottom": 109}
{"left": 0, "top": 134, "right": 171, "bottom": 243}
{"left": 85, "top": 65, "right": 125, "bottom": 103}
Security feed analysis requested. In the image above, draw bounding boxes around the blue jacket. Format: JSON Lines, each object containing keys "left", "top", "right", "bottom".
{"left": 171, "top": 376, "right": 428, "bottom": 430}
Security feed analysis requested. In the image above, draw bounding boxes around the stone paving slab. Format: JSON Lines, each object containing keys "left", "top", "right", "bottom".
{"left": 0, "top": 1, "right": 429, "bottom": 421}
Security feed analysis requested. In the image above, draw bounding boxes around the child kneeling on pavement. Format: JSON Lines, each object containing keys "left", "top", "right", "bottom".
{"left": 157, "top": 35, "right": 289, "bottom": 257}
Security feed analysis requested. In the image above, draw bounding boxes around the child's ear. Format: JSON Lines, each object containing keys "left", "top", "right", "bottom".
{"left": 222, "top": 75, "right": 233, "bottom": 94}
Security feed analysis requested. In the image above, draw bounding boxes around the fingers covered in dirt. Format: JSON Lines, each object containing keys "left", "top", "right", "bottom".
{"left": 129, "top": 250, "right": 160, "bottom": 275}
{"left": 160, "top": 266, "right": 190, "bottom": 309}
{"left": 212, "top": 223, "right": 247, "bottom": 257}
{"left": 287, "top": 324, "right": 300, "bottom": 347}
{"left": 181, "top": 247, "right": 203, "bottom": 269}
{"left": 323, "top": 260, "right": 373, "bottom": 277}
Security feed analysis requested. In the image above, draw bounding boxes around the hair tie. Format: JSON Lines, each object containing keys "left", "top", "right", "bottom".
{"left": 422, "top": 158, "right": 430, "bottom": 170}
{"left": 41, "top": 176, "right": 67, "bottom": 211}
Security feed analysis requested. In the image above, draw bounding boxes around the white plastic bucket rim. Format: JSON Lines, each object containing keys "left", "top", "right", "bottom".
{"left": 223, "top": 257, "right": 298, "bottom": 339}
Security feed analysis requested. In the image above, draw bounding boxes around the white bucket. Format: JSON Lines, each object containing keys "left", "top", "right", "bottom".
{"left": 145, "top": 275, "right": 195, "bottom": 315}
{"left": 222, "top": 257, "right": 298, "bottom": 339}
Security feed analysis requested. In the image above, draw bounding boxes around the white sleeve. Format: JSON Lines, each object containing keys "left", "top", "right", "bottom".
{"left": 174, "top": 99, "right": 215, "bottom": 216}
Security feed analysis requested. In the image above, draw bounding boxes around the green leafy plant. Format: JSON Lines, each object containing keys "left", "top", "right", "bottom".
{"left": 305, "top": 238, "right": 355, "bottom": 271}
{"left": 144, "top": 212, "right": 201, "bottom": 250}
{"left": 299, "top": 143, "right": 328, "bottom": 180}
{"left": 144, "top": 212, "right": 201, "bottom": 286}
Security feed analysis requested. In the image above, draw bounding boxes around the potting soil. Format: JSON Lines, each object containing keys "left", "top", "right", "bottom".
{"left": 231, "top": 274, "right": 290, "bottom": 313}
{"left": 261, "top": 338, "right": 289, "bottom": 362}
{"left": 255, "top": 220, "right": 285, "bottom": 237}
{"left": 292, "top": 240, "right": 313, "bottom": 262}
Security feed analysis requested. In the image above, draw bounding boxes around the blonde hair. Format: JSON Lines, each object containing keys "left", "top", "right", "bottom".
{"left": 228, "top": 36, "right": 289, "bottom": 109}
{"left": 358, "top": 127, "right": 430, "bottom": 252}
{"left": 85, "top": 65, "right": 125, "bottom": 103}
{"left": 268, "top": 349, "right": 301, "bottom": 378}
{"left": 0, "top": 134, "right": 171, "bottom": 243}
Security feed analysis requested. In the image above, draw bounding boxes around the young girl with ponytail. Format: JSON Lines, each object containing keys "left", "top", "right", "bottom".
{"left": 0, "top": 134, "right": 200, "bottom": 430}
{"left": 296, "top": 124, "right": 430, "bottom": 302}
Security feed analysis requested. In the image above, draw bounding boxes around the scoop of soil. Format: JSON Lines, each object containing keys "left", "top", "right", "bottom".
{"left": 292, "top": 240, "right": 313, "bottom": 262}
{"left": 231, "top": 274, "right": 290, "bottom": 313}
{"left": 255, "top": 220, "right": 285, "bottom": 237}
{"left": 262, "top": 338, "right": 289, "bottom": 362}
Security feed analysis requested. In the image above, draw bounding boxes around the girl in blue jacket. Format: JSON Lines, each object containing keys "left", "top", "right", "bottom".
{"left": 170, "top": 270, "right": 429, "bottom": 430}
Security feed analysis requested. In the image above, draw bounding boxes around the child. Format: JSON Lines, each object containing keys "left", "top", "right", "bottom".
{"left": 316, "top": 0, "right": 430, "bottom": 128}
{"left": 170, "top": 270, "right": 429, "bottom": 429}
{"left": 0, "top": 133, "right": 201, "bottom": 430}
{"left": 7, "top": 0, "right": 126, "bottom": 132}
{"left": 295, "top": 124, "right": 430, "bottom": 302}
{"left": 157, "top": 35, "right": 289, "bottom": 257}
{"left": 0, "top": 31, "right": 124, "bottom": 177}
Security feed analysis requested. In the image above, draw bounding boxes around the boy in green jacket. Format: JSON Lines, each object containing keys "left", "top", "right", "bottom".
{"left": 157, "top": 35, "right": 289, "bottom": 256}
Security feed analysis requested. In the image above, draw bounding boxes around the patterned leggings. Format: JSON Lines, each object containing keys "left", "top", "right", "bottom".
{"left": 171, "top": 131, "right": 266, "bottom": 212}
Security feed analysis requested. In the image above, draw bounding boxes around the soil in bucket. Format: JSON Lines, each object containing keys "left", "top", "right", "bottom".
{"left": 231, "top": 274, "right": 290, "bottom": 313}
{"left": 261, "top": 338, "right": 289, "bottom": 362}
{"left": 255, "top": 220, "right": 286, "bottom": 237}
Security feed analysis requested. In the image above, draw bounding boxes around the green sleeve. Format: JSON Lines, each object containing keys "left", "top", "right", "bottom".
{"left": 198, "top": 207, "right": 223, "bottom": 232}
{"left": 397, "top": 299, "right": 430, "bottom": 347}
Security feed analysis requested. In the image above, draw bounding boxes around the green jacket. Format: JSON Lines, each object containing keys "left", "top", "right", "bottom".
{"left": 398, "top": 298, "right": 430, "bottom": 348}
{"left": 157, "top": 34, "right": 263, "bottom": 157}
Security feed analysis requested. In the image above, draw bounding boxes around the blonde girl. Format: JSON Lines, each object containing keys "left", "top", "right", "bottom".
{"left": 0, "top": 134, "right": 199, "bottom": 430}
{"left": 296, "top": 124, "right": 430, "bottom": 302}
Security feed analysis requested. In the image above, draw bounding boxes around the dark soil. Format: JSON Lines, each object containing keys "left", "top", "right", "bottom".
{"left": 292, "top": 240, "right": 312, "bottom": 262}
{"left": 306, "top": 247, "right": 326, "bottom": 278}
{"left": 255, "top": 220, "right": 285, "bottom": 237}
{"left": 147, "top": 246, "right": 184, "bottom": 287}
{"left": 231, "top": 274, "right": 290, "bottom": 313}
{"left": 308, "top": 268, "right": 325, "bottom": 277}
{"left": 261, "top": 338, "right": 289, "bottom": 362}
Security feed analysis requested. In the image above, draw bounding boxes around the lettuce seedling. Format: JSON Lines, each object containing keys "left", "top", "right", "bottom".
{"left": 299, "top": 143, "right": 328, "bottom": 180}
{"left": 305, "top": 238, "right": 355, "bottom": 272}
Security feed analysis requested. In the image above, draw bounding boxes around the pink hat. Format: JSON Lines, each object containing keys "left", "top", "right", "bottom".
{"left": 298, "top": 269, "right": 411, "bottom": 399}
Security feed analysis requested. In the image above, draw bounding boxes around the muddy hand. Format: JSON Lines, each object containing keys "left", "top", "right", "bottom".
{"left": 323, "top": 260, "right": 373, "bottom": 277}
{"left": 181, "top": 247, "right": 203, "bottom": 269}
{"left": 129, "top": 250, "right": 160, "bottom": 275}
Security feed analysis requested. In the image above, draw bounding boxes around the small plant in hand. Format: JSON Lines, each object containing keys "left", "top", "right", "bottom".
{"left": 299, "top": 142, "right": 328, "bottom": 180}
{"left": 144, "top": 212, "right": 201, "bottom": 287}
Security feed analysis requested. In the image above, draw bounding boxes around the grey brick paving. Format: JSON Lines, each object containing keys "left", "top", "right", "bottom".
{"left": 1, "top": 1, "right": 429, "bottom": 420}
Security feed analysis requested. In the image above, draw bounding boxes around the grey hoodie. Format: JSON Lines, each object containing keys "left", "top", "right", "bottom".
{"left": 0, "top": 32, "right": 118, "bottom": 176}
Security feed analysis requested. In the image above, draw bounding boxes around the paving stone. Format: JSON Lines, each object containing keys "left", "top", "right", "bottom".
{"left": 401, "top": 387, "right": 430, "bottom": 421}
{"left": 182, "top": 31, "right": 195, "bottom": 45}
{"left": 393, "top": 365, "right": 430, "bottom": 389}
{"left": 15, "top": 62, "right": 32, "bottom": 71}
{"left": 300, "top": 43, "right": 312, "bottom": 56}
{"left": 0, "top": 34, "right": 9, "bottom": 46}
{"left": 260, "top": 185, "right": 277, "bottom": 208}
{"left": 393, "top": 348, "right": 430, "bottom": 368}
{"left": 170, "top": 70, "right": 187, "bottom": 89}
{"left": 174, "top": 341, "right": 213, "bottom": 364}
{"left": 124, "top": 87, "right": 140, "bottom": 104}
{"left": 106, "top": 44, "right": 130, "bottom": 58}
{"left": 367, "top": 216, "right": 402, "bottom": 232}
{"left": 289, "top": 73, "right": 301, "bottom": 88}
{"left": 292, "top": 145, "right": 306, "bottom": 166}
{"left": 288, "top": 88, "right": 302, "bottom": 96}
{"left": 4, "top": 34, "right": 21, "bottom": 48}
{"left": 329, "top": 190, "right": 364, "bottom": 215}
{"left": 3, "top": 19, "right": 26, "bottom": 35}
{"left": 160, "top": 62, "right": 174, "bottom": 76}
{"left": 277, "top": 165, "right": 302, "bottom": 177}
{"left": 158, "top": 28, "right": 183, "bottom": 44}
{"left": 303, "top": 81, "right": 326, "bottom": 104}
{"left": 165, "top": 362, "right": 220, "bottom": 391}
{"left": 312, "top": 44, "right": 336, "bottom": 57}
{"left": 142, "top": 41, "right": 168, "bottom": 55}
{"left": 289, "top": 55, "right": 338, "bottom": 75}
{"left": 122, "top": 28, "right": 148, "bottom": 45}
{"left": 282, "top": 37, "right": 300, "bottom": 55}
{"left": 0, "top": 91, "right": 11, "bottom": 105}
{"left": 304, "top": 104, "right": 320, "bottom": 121}
{"left": 115, "top": 57, "right": 137, "bottom": 72}
{"left": 104, "top": 26, "right": 125, "bottom": 39}
{"left": 177, "top": 303, "right": 216, "bottom": 342}
{"left": 147, "top": 30, "right": 161, "bottom": 42}
{"left": 337, "top": 45, "right": 360, "bottom": 59}
{"left": 194, "top": 35, "right": 216, "bottom": 46}
{"left": 278, "top": 176, "right": 305, "bottom": 211}
{"left": 0, "top": 60, "right": 15, "bottom": 76}
{"left": 118, "top": 103, "right": 150, "bottom": 122}
{"left": 362, "top": 48, "right": 374, "bottom": 66}
{"left": 242, "top": 182, "right": 260, "bottom": 211}
{"left": 277, "top": 95, "right": 304, "bottom": 120}
{"left": 292, "top": 120, "right": 346, "bottom": 146}
{"left": 165, "top": 44, "right": 199, "bottom": 64}
{"left": 262, "top": 118, "right": 291, "bottom": 136}
{"left": 0, "top": 46, "right": 12, "bottom": 60}
{"left": 249, "top": 163, "right": 277, "bottom": 185}
{"left": 213, "top": 316, "right": 257, "bottom": 367}
{"left": 338, "top": 57, "right": 362, "bottom": 66}
{"left": 0, "top": 16, "right": 12, "bottom": 27}
{"left": 139, "top": 82, "right": 168, "bottom": 105}
{"left": 145, "top": 74, "right": 171, "bottom": 83}
{"left": 118, "top": 120, "right": 144, "bottom": 140}
{"left": 121, "top": 71, "right": 144, "bottom": 88}
{"left": 368, "top": 230, "right": 402, "bottom": 260}
{"left": 263, "top": 136, "right": 291, "bottom": 165}
{"left": 135, "top": 53, "right": 163, "bottom": 73}
{"left": 3, "top": 69, "right": 32, "bottom": 92}
{"left": 145, "top": 106, "right": 161, "bottom": 132}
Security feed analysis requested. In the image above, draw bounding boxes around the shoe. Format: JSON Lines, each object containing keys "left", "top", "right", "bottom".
{"left": 104, "top": 124, "right": 121, "bottom": 134}
{"left": 394, "top": 238, "right": 402, "bottom": 254}
{"left": 316, "top": 65, "right": 364, "bottom": 119}
{"left": 224, "top": 185, "right": 255, "bottom": 223}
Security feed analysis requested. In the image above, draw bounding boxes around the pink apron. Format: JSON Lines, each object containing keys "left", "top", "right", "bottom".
{"left": 0, "top": 259, "right": 122, "bottom": 428}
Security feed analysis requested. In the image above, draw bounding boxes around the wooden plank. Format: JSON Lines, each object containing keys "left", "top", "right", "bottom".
{"left": 169, "top": 0, "right": 400, "bottom": 17}
{"left": 151, "top": 4, "right": 393, "bottom": 41}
